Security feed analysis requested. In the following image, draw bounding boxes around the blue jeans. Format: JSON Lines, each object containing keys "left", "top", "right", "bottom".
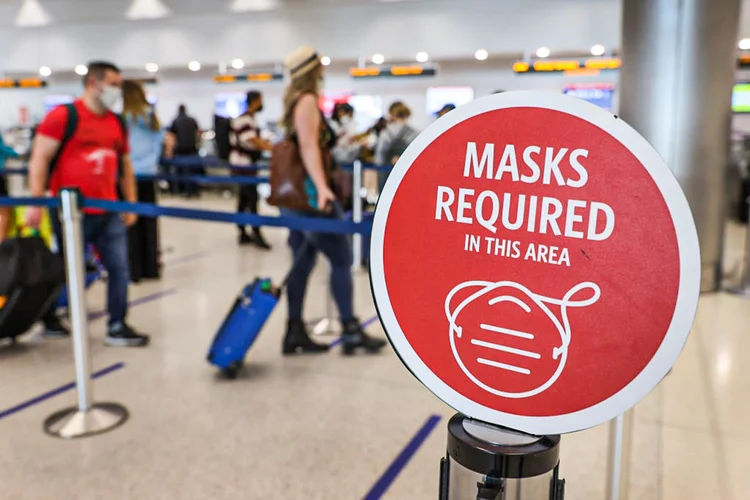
{"left": 54, "top": 212, "right": 130, "bottom": 327}
{"left": 279, "top": 204, "right": 354, "bottom": 323}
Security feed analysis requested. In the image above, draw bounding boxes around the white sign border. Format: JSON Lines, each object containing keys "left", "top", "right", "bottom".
{"left": 370, "top": 91, "right": 701, "bottom": 435}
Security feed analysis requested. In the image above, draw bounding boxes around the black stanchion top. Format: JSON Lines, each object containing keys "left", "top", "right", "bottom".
{"left": 446, "top": 414, "right": 561, "bottom": 479}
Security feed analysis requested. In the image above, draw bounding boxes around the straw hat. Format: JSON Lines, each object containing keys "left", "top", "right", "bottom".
{"left": 284, "top": 45, "right": 321, "bottom": 79}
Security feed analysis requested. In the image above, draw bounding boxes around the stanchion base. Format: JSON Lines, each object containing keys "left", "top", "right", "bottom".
{"left": 310, "top": 318, "right": 340, "bottom": 336}
{"left": 727, "top": 286, "right": 750, "bottom": 298}
{"left": 43, "top": 402, "right": 129, "bottom": 439}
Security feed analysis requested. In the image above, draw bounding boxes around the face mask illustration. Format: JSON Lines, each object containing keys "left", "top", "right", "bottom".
{"left": 445, "top": 280, "right": 600, "bottom": 399}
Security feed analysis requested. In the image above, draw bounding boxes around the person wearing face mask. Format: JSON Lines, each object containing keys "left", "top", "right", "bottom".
{"left": 330, "top": 103, "right": 363, "bottom": 166}
{"left": 230, "top": 90, "right": 273, "bottom": 248}
{"left": 25, "top": 61, "right": 149, "bottom": 348}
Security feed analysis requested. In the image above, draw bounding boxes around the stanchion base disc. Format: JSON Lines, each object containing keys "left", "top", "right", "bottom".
{"left": 727, "top": 286, "right": 750, "bottom": 298}
{"left": 309, "top": 318, "right": 340, "bottom": 336}
{"left": 43, "top": 402, "right": 129, "bottom": 439}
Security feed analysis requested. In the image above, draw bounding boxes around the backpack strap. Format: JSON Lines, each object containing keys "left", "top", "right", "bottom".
{"left": 48, "top": 103, "right": 78, "bottom": 179}
{"left": 114, "top": 112, "right": 128, "bottom": 153}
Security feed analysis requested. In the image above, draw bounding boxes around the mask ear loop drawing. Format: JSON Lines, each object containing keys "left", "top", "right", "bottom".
{"left": 532, "top": 282, "right": 601, "bottom": 359}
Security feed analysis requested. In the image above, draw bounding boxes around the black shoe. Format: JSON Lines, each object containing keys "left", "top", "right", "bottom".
{"left": 43, "top": 317, "right": 70, "bottom": 339}
{"left": 282, "top": 319, "right": 330, "bottom": 355}
{"left": 251, "top": 231, "right": 272, "bottom": 250}
{"left": 341, "top": 319, "right": 387, "bottom": 355}
{"left": 105, "top": 323, "right": 150, "bottom": 347}
{"left": 239, "top": 232, "right": 253, "bottom": 245}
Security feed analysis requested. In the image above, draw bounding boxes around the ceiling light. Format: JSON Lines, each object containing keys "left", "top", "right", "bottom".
{"left": 416, "top": 51, "right": 429, "bottom": 63}
{"left": 188, "top": 61, "right": 201, "bottom": 72}
{"left": 590, "top": 44, "right": 606, "bottom": 56}
{"left": 536, "top": 47, "right": 550, "bottom": 58}
{"left": 15, "top": 0, "right": 51, "bottom": 27}
{"left": 75, "top": 65, "right": 88, "bottom": 76}
{"left": 372, "top": 53, "right": 385, "bottom": 65}
{"left": 145, "top": 63, "right": 159, "bottom": 73}
{"left": 475, "top": 49, "right": 488, "bottom": 61}
{"left": 231, "top": 58, "right": 244, "bottom": 69}
{"left": 321, "top": 56, "right": 331, "bottom": 66}
{"left": 39, "top": 66, "right": 51, "bottom": 77}
{"left": 126, "top": 0, "right": 170, "bottom": 20}
{"left": 740, "top": 38, "right": 750, "bottom": 50}
{"left": 230, "top": 0, "right": 278, "bottom": 12}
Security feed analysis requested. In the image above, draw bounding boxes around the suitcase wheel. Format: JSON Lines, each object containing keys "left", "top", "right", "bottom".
{"left": 221, "top": 361, "right": 243, "bottom": 380}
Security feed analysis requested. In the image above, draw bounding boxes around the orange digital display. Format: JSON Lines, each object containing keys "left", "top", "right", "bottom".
{"left": 350, "top": 66, "right": 437, "bottom": 78}
{"left": 514, "top": 58, "right": 620, "bottom": 74}
{"left": 214, "top": 73, "right": 282, "bottom": 83}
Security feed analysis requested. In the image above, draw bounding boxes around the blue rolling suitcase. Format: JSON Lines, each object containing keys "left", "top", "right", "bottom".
{"left": 207, "top": 278, "right": 281, "bottom": 379}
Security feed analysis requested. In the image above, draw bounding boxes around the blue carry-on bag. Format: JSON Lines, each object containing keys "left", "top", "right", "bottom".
{"left": 207, "top": 277, "right": 281, "bottom": 379}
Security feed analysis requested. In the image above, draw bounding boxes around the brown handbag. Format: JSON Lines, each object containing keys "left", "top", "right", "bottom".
{"left": 267, "top": 138, "right": 312, "bottom": 211}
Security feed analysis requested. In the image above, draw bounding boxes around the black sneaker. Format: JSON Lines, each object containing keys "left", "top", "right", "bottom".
{"left": 341, "top": 319, "right": 387, "bottom": 355}
{"left": 239, "top": 232, "right": 253, "bottom": 246}
{"left": 43, "top": 317, "right": 70, "bottom": 339}
{"left": 105, "top": 323, "right": 150, "bottom": 347}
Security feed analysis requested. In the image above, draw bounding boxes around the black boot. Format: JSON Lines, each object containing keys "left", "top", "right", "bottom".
{"left": 283, "top": 319, "right": 330, "bottom": 355}
{"left": 341, "top": 319, "right": 387, "bottom": 355}
{"left": 251, "top": 228, "right": 272, "bottom": 250}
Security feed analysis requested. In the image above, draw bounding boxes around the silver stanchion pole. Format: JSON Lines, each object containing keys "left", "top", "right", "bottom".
{"left": 352, "top": 160, "right": 363, "bottom": 270}
{"left": 606, "top": 411, "right": 633, "bottom": 500}
{"left": 730, "top": 197, "right": 750, "bottom": 296}
{"left": 43, "top": 188, "right": 128, "bottom": 439}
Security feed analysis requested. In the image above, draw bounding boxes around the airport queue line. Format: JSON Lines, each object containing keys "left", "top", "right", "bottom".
{"left": 0, "top": 186, "right": 377, "bottom": 436}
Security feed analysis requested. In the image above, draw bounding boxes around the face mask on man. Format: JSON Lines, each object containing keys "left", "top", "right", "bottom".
{"left": 340, "top": 115, "right": 352, "bottom": 126}
{"left": 99, "top": 84, "right": 123, "bottom": 111}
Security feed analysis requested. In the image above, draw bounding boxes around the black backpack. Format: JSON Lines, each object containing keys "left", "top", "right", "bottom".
{"left": 46, "top": 103, "right": 128, "bottom": 181}
{"left": 214, "top": 115, "right": 231, "bottom": 161}
{"left": 384, "top": 125, "right": 414, "bottom": 165}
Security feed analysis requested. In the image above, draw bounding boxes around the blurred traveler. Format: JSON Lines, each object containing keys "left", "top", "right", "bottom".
{"left": 230, "top": 90, "right": 273, "bottom": 248}
{"left": 436, "top": 103, "right": 456, "bottom": 118}
{"left": 168, "top": 104, "right": 201, "bottom": 197}
{"left": 376, "top": 101, "right": 418, "bottom": 191}
{"left": 274, "top": 45, "right": 386, "bottom": 356}
{"left": 123, "top": 80, "right": 164, "bottom": 282}
{"left": 330, "top": 102, "right": 363, "bottom": 165}
{"left": 25, "top": 61, "right": 149, "bottom": 347}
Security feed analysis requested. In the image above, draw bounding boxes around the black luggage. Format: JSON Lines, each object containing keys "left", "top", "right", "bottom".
{"left": 0, "top": 285, "right": 61, "bottom": 341}
{"left": 0, "top": 234, "right": 65, "bottom": 341}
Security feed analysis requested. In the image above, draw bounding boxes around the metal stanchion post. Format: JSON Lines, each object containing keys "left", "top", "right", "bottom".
{"left": 730, "top": 198, "right": 750, "bottom": 296}
{"left": 606, "top": 411, "right": 633, "bottom": 500}
{"left": 352, "top": 160, "right": 363, "bottom": 270}
{"left": 311, "top": 261, "right": 339, "bottom": 336}
{"left": 43, "top": 189, "right": 128, "bottom": 439}
{"left": 439, "top": 415, "right": 565, "bottom": 499}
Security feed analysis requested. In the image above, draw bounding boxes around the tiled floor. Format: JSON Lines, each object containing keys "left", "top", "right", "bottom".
{"left": 0, "top": 196, "right": 747, "bottom": 499}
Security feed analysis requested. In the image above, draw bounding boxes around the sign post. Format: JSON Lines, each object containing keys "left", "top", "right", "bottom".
{"left": 369, "top": 91, "right": 701, "bottom": 499}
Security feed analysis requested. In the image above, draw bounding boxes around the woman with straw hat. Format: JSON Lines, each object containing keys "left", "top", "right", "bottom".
{"left": 275, "top": 45, "right": 386, "bottom": 356}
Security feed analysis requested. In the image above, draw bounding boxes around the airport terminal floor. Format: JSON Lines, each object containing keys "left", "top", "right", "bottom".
{"left": 0, "top": 195, "right": 746, "bottom": 500}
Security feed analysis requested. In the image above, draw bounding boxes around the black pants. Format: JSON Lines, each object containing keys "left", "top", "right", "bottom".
{"left": 128, "top": 181, "right": 160, "bottom": 282}
{"left": 237, "top": 183, "right": 260, "bottom": 234}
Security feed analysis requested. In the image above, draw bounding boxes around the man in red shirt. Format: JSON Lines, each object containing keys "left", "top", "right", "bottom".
{"left": 25, "top": 61, "right": 149, "bottom": 347}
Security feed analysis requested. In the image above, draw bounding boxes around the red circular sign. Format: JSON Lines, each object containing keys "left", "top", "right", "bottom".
{"left": 370, "top": 92, "right": 700, "bottom": 434}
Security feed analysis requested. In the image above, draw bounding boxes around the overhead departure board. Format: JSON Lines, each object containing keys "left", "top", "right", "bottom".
{"left": 214, "top": 72, "right": 283, "bottom": 84}
{"left": 0, "top": 78, "right": 47, "bottom": 88}
{"left": 349, "top": 65, "right": 437, "bottom": 79}
{"left": 513, "top": 58, "right": 621, "bottom": 74}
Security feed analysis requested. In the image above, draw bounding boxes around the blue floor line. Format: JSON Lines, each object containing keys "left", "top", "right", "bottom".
{"left": 329, "top": 314, "right": 379, "bottom": 348}
{"left": 362, "top": 414, "right": 443, "bottom": 500}
{"left": 0, "top": 362, "right": 125, "bottom": 421}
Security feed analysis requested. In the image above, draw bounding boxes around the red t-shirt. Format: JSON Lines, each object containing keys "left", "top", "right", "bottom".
{"left": 37, "top": 99, "right": 129, "bottom": 204}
